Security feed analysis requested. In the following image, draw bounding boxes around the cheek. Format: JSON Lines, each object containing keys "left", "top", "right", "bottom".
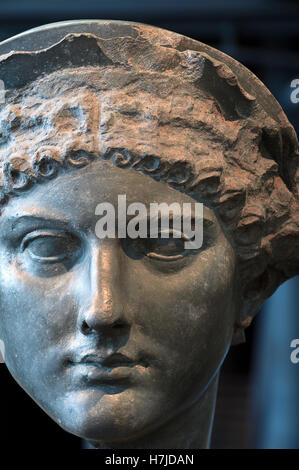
{"left": 127, "top": 242, "right": 236, "bottom": 386}
{"left": 0, "top": 261, "right": 76, "bottom": 379}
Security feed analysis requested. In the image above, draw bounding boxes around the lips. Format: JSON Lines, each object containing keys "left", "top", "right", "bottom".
{"left": 66, "top": 350, "right": 149, "bottom": 387}
{"left": 77, "top": 352, "right": 139, "bottom": 368}
{"left": 67, "top": 350, "right": 149, "bottom": 371}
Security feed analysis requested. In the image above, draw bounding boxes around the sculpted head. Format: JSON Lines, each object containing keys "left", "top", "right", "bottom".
{"left": 0, "top": 22, "right": 298, "bottom": 448}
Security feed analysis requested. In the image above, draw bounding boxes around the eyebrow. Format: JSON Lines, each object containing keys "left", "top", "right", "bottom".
{"left": 126, "top": 207, "right": 215, "bottom": 223}
{"left": 7, "top": 215, "right": 75, "bottom": 233}
{"left": 3, "top": 207, "right": 215, "bottom": 233}
{"left": 125, "top": 216, "right": 215, "bottom": 238}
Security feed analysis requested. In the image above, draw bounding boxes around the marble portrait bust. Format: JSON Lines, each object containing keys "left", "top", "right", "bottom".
{"left": 0, "top": 20, "right": 298, "bottom": 449}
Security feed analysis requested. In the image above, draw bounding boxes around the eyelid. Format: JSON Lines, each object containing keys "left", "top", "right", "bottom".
{"left": 20, "top": 230, "right": 69, "bottom": 251}
{"left": 146, "top": 252, "right": 185, "bottom": 261}
{"left": 145, "top": 225, "right": 208, "bottom": 261}
{"left": 146, "top": 229, "right": 189, "bottom": 261}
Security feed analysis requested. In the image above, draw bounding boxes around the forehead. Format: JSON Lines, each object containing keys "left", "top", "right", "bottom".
{"left": 0, "top": 71, "right": 241, "bottom": 170}
{"left": 0, "top": 159, "right": 218, "bottom": 229}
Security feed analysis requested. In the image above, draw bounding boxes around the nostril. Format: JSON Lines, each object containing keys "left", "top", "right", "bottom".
{"left": 80, "top": 316, "right": 128, "bottom": 335}
{"left": 81, "top": 320, "right": 93, "bottom": 334}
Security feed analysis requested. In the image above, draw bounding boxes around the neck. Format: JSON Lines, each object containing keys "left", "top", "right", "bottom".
{"left": 88, "top": 373, "right": 219, "bottom": 449}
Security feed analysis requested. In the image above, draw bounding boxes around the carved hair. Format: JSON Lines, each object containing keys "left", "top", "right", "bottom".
{"left": 0, "top": 30, "right": 298, "bottom": 322}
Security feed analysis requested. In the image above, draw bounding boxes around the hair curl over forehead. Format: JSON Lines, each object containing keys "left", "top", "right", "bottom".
{"left": 0, "top": 30, "right": 298, "bottom": 323}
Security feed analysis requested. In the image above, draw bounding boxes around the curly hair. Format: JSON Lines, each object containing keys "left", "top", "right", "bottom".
{"left": 0, "top": 26, "right": 298, "bottom": 326}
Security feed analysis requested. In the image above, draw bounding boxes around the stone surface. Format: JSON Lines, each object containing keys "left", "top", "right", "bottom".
{"left": 0, "top": 20, "right": 297, "bottom": 448}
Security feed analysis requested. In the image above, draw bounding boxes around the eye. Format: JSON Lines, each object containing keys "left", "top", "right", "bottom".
{"left": 121, "top": 229, "right": 195, "bottom": 262}
{"left": 21, "top": 230, "right": 82, "bottom": 264}
{"left": 145, "top": 229, "right": 190, "bottom": 261}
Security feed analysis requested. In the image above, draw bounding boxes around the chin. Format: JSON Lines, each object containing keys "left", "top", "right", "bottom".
{"left": 55, "top": 409, "right": 153, "bottom": 444}
{"left": 49, "top": 389, "right": 164, "bottom": 443}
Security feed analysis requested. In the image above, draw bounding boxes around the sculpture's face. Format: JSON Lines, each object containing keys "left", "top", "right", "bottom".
{"left": 0, "top": 158, "right": 237, "bottom": 442}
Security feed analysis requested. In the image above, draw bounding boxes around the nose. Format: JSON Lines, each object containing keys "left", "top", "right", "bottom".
{"left": 77, "top": 240, "right": 128, "bottom": 335}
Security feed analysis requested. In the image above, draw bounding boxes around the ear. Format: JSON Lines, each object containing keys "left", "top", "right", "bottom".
{"left": 230, "top": 270, "right": 270, "bottom": 345}
{"left": 231, "top": 316, "right": 253, "bottom": 345}
{"left": 232, "top": 263, "right": 287, "bottom": 346}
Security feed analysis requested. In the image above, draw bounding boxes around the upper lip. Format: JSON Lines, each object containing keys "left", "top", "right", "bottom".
{"left": 70, "top": 352, "right": 147, "bottom": 369}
